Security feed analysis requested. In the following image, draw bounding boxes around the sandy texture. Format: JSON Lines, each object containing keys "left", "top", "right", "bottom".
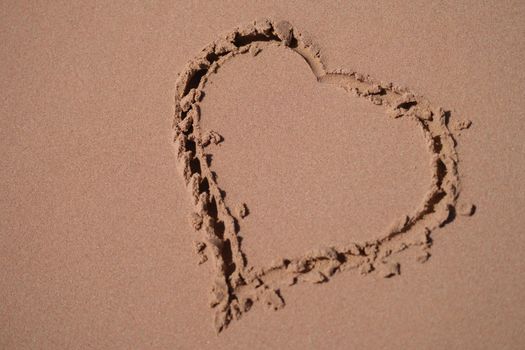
{"left": 1, "top": 1, "right": 524, "bottom": 349}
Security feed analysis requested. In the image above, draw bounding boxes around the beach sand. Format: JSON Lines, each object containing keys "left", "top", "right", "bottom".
{"left": 1, "top": 1, "right": 524, "bottom": 349}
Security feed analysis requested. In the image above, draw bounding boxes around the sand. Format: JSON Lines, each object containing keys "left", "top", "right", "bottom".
{"left": 1, "top": 1, "right": 524, "bottom": 349}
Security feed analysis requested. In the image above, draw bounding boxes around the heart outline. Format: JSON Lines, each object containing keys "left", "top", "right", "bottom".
{"left": 172, "top": 19, "right": 471, "bottom": 332}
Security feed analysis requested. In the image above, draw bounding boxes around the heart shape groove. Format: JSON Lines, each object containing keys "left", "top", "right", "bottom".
{"left": 172, "top": 19, "right": 473, "bottom": 333}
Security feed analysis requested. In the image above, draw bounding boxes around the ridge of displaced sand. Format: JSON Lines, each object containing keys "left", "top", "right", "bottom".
{"left": 172, "top": 18, "right": 474, "bottom": 333}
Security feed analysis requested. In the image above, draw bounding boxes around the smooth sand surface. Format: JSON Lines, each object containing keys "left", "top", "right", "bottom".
{"left": 1, "top": 1, "right": 524, "bottom": 349}
{"left": 199, "top": 45, "right": 430, "bottom": 267}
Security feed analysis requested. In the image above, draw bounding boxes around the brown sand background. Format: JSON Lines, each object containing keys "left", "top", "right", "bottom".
{"left": 1, "top": 1, "right": 524, "bottom": 349}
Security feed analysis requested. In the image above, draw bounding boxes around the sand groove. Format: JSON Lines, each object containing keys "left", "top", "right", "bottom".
{"left": 172, "top": 19, "right": 474, "bottom": 332}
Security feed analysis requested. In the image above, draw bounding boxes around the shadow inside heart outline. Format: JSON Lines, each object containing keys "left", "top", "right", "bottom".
{"left": 172, "top": 19, "right": 474, "bottom": 333}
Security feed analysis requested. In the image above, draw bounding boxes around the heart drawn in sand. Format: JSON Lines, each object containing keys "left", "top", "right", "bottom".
{"left": 172, "top": 19, "right": 474, "bottom": 332}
